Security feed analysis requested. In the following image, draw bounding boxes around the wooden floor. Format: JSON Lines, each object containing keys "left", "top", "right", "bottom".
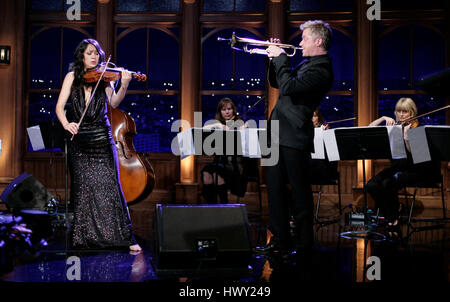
{"left": 1, "top": 202, "right": 448, "bottom": 286}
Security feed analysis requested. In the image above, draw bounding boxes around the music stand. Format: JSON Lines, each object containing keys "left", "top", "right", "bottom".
{"left": 333, "top": 127, "right": 392, "bottom": 240}
{"left": 192, "top": 128, "right": 243, "bottom": 156}
{"left": 422, "top": 126, "right": 450, "bottom": 162}
{"left": 27, "top": 121, "right": 71, "bottom": 251}
{"left": 407, "top": 126, "right": 450, "bottom": 228}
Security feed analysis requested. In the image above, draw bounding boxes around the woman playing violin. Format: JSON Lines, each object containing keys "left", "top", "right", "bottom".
{"left": 308, "top": 109, "right": 338, "bottom": 185}
{"left": 366, "top": 98, "right": 440, "bottom": 228}
{"left": 55, "top": 38, "right": 141, "bottom": 252}
{"left": 312, "top": 109, "right": 329, "bottom": 130}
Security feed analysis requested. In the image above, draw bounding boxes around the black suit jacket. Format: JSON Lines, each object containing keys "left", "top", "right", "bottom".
{"left": 268, "top": 53, "right": 334, "bottom": 151}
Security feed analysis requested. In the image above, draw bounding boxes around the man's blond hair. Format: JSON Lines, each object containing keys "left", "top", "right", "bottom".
{"left": 300, "top": 20, "right": 332, "bottom": 51}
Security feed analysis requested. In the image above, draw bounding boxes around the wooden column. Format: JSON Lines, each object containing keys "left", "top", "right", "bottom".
{"left": 176, "top": 0, "right": 200, "bottom": 203}
{"left": 356, "top": 0, "right": 377, "bottom": 187}
{"left": 266, "top": 0, "right": 285, "bottom": 117}
{"left": 96, "top": 0, "right": 114, "bottom": 56}
{"left": 0, "top": 0, "right": 26, "bottom": 192}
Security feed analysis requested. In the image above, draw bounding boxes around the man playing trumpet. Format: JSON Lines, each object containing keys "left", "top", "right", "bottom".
{"left": 256, "top": 20, "right": 334, "bottom": 258}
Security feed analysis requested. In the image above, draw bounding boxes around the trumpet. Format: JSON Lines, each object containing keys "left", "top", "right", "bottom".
{"left": 217, "top": 32, "right": 302, "bottom": 57}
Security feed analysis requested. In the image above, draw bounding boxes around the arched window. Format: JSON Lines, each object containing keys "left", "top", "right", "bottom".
{"left": 31, "top": 0, "right": 96, "bottom": 11}
{"left": 288, "top": 24, "right": 355, "bottom": 127}
{"left": 203, "top": 0, "right": 266, "bottom": 12}
{"left": 378, "top": 25, "right": 446, "bottom": 125}
{"left": 289, "top": 0, "right": 353, "bottom": 11}
{"left": 116, "top": 27, "right": 179, "bottom": 152}
{"left": 201, "top": 27, "right": 266, "bottom": 124}
{"left": 117, "top": 0, "right": 180, "bottom": 12}
{"left": 28, "top": 26, "right": 93, "bottom": 151}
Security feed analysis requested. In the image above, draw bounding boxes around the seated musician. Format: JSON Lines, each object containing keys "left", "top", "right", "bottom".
{"left": 308, "top": 109, "right": 338, "bottom": 184}
{"left": 201, "top": 97, "right": 248, "bottom": 204}
{"left": 366, "top": 97, "right": 441, "bottom": 227}
{"left": 312, "top": 108, "right": 329, "bottom": 130}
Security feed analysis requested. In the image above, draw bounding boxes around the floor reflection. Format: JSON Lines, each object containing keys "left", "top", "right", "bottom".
{"left": 0, "top": 207, "right": 448, "bottom": 283}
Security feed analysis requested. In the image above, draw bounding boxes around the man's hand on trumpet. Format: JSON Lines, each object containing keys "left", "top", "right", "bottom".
{"left": 266, "top": 38, "right": 285, "bottom": 58}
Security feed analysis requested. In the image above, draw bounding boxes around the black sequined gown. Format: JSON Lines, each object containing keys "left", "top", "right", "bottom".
{"left": 66, "top": 83, "right": 137, "bottom": 249}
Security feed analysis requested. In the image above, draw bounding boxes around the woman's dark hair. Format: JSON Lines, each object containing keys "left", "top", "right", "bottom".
{"left": 215, "top": 97, "right": 239, "bottom": 124}
{"left": 313, "top": 108, "right": 324, "bottom": 126}
{"left": 69, "top": 38, "right": 105, "bottom": 87}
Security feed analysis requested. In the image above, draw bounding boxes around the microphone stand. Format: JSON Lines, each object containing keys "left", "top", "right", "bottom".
{"left": 64, "top": 136, "right": 69, "bottom": 252}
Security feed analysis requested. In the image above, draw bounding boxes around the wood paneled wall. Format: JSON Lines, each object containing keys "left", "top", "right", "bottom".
{"left": 12, "top": 153, "right": 449, "bottom": 215}
{"left": 0, "top": 0, "right": 26, "bottom": 187}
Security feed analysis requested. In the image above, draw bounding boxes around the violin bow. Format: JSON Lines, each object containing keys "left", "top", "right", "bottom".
{"left": 400, "top": 104, "right": 450, "bottom": 125}
{"left": 325, "top": 116, "right": 356, "bottom": 125}
{"left": 242, "top": 95, "right": 265, "bottom": 120}
{"left": 71, "top": 55, "right": 112, "bottom": 140}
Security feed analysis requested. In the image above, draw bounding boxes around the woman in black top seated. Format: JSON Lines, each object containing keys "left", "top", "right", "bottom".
{"left": 201, "top": 98, "right": 248, "bottom": 204}
{"left": 308, "top": 109, "right": 338, "bottom": 184}
{"left": 366, "top": 97, "right": 441, "bottom": 227}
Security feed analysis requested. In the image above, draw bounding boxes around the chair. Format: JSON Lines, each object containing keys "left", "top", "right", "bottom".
{"left": 309, "top": 159, "right": 342, "bottom": 223}
{"left": 402, "top": 174, "right": 447, "bottom": 226}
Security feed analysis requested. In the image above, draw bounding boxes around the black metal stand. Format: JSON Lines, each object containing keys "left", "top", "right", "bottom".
{"left": 332, "top": 127, "right": 394, "bottom": 241}
{"left": 404, "top": 126, "right": 450, "bottom": 239}
{"left": 64, "top": 137, "right": 69, "bottom": 252}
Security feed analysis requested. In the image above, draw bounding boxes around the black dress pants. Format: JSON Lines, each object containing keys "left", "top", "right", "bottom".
{"left": 266, "top": 145, "right": 313, "bottom": 250}
{"left": 366, "top": 168, "right": 400, "bottom": 223}
{"left": 366, "top": 161, "right": 440, "bottom": 223}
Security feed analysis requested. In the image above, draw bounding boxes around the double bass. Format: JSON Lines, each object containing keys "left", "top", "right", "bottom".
{"left": 108, "top": 105, "right": 155, "bottom": 204}
{"left": 80, "top": 61, "right": 155, "bottom": 204}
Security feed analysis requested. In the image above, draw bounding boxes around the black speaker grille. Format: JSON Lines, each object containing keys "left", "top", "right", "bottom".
{"left": 159, "top": 205, "right": 251, "bottom": 252}
{"left": 153, "top": 204, "right": 252, "bottom": 270}
{"left": 1, "top": 173, "right": 53, "bottom": 211}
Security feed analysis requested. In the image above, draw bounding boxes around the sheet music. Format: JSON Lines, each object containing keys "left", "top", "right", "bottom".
{"left": 322, "top": 126, "right": 405, "bottom": 161}
{"left": 27, "top": 125, "right": 45, "bottom": 151}
{"left": 386, "top": 125, "right": 407, "bottom": 159}
{"left": 311, "top": 127, "right": 325, "bottom": 159}
{"left": 408, "top": 126, "right": 431, "bottom": 163}
{"left": 410, "top": 125, "right": 450, "bottom": 163}
{"left": 323, "top": 129, "right": 340, "bottom": 161}
{"left": 177, "top": 127, "right": 263, "bottom": 158}
{"left": 240, "top": 128, "right": 262, "bottom": 158}
{"left": 177, "top": 127, "right": 195, "bottom": 159}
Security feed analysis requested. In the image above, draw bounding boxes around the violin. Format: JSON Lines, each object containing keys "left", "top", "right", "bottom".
{"left": 72, "top": 58, "right": 147, "bottom": 140}
{"left": 83, "top": 64, "right": 147, "bottom": 83}
{"left": 400, "top": 119, "right": 419, "bottom": 128}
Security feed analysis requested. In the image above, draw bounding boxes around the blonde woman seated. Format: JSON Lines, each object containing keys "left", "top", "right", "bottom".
{"left": 366, "top": 98, "right": 440, "bottom": 227}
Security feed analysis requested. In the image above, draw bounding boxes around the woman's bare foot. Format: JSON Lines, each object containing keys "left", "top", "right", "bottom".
{"left": 388, "top": 219, "right": 398, "bottom": 226}
{"left": 130, "top": 244, "right": 142, "bottom": 252}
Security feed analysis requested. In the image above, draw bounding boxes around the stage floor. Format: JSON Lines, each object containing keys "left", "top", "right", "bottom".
{"left": 1, "top": 205, "right": 449, "bottom": 284}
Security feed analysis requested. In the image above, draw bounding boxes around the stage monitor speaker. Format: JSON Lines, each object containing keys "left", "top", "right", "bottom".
{"left": 153, "top": 204, "right": 252, "bottom": 275}
{"left": 0, "top": 173, "right": 54, "bottom": 212}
